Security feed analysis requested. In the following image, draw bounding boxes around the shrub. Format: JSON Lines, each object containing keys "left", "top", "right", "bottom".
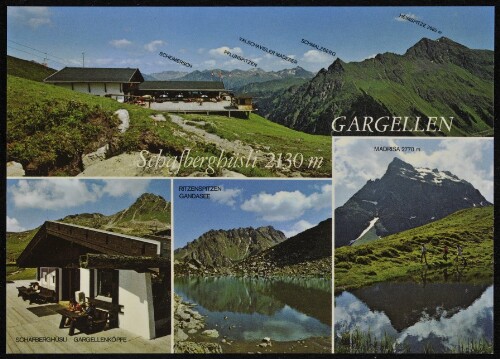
{"left": 355, "top": 256, "right": 371, "bottom": 265}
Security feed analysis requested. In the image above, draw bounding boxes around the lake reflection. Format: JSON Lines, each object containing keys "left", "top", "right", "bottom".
{"left": 335, "top": 282, "right": 493, "bottom": 353}
{"left": 175, "top": 276, "right": 331, "bottom": 341}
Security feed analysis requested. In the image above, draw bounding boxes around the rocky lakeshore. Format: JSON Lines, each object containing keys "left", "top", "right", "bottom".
{"left": 174, "top": 294, "right": 331, "bottom": 354}
{"left": 175, "top": 255, "right": 331, "bottom": 278}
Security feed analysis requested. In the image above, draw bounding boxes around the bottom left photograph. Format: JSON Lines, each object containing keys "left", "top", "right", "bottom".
{"left": 6, "top": 178, "right": 172, "bottom": 354}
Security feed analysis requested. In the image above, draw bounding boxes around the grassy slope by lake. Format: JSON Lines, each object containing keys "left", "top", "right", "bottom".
{"left": 335, "top": 206, "right": 493, "bottom": 292}
{"left": 7, "top": 60, "right": 331, "bottom": 177}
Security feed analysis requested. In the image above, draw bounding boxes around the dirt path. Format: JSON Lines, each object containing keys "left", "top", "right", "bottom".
{"left": 169, "top": 115, "right": 300, "bottom": 177}
{"left": 169, "top": 115, "right": 261, "bottom": 159}
{"left": 78, "top": 114, "right": 302, "bottom": 177}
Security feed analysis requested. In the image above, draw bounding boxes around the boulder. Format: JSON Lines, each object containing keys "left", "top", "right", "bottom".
{"left": 201, "top": 329, "right": 220, "bottom": 338}
{"left": 6, "top": 161, "right": 25, "bottom": 176}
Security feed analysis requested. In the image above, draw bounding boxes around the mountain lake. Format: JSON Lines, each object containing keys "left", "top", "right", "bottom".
{"left": 175, "top": 276, "right": 331, "bottom": 345}
{"left": 334, "top": 281, "right": 493, "bottom": 353}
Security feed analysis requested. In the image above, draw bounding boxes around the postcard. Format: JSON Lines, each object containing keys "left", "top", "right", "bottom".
{"left": 4, "top": 4, "right": 496, "bottom": 356}
{"left": 333, "top": 138, "right": 494, "bottom": 353}
{"left": 6, "top": 179, "right": 172, "bottom": 353}
{"left": 173, "top": 179, "right": 332, "bottom": 353}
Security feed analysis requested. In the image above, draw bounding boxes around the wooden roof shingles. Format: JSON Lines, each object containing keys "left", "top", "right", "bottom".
{"left": 44, "top": 67, "right": 144, "bottom": 83}
{"left": 17, "top": 221, "right": 162, "bottom": 268}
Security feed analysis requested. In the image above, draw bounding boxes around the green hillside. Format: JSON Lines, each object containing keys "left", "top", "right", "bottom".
{"left": 237, "top": 77, "right": 309, "bottom": 119}
{"left": 335, "top": 206, "right": 493, "bottom": 291}
{"left": 7, "top": 55, "right": 57, "bottom": 82}
{"left": 105, "top": 193, "right": 171, "bottom": 231}
{"left": 7, "top": 71, "right": 330, "bottom": 177}
{"left": 237, "top": 77, "right": 309, "bottom": 97}
{"left": 269, "top": 37, "right": 493, "bottom": 136}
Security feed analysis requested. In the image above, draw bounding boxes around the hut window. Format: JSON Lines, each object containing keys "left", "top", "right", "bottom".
{"left": 71, "top": 83, "right": 74, "bottom": 90}
{"left": 104, "top": 83, "right": 107, "bottom": 93}
{"left": 97, "top": 269, "right": 114, "bottom": 298}
{"left": 88, "top": 83, "right": 91, "bottom": 93}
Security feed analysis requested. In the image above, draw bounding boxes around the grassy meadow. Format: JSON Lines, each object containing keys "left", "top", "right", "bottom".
{"left": 335, "top": 206, "right": 494, "bottom": 292}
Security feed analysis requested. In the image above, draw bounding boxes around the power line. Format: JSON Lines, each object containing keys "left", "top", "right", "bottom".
{"left": 8, "top": 39, "right": 69, "bottom": 62}
{"left": 7, "top": 46, "right": 68, "bottom": 67}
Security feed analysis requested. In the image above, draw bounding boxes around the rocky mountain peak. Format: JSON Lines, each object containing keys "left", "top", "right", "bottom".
{"left": 405, "top": 36, "right": 470, "bottom": 62}
{"left": 335, "top": 159, "right": 490, "bottom": 247}
{"left": 383, "top": 158, "right": 466, "bottom": 187}
{"left": 174, "top": 226, "right": 287, "bottom": 268}
{"left": 385, "top": 157, "right": 415, "bottom": 174}
{"left": 327, "top": 58, "right": 344, "bottom": 74}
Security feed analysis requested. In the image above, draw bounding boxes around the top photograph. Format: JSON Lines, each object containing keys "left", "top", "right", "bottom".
{"left": 6, "top": 6, "right": 494, "bottom": 178}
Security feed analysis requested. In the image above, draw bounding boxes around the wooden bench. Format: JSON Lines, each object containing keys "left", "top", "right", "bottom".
{"left": 17, "top": 286, "right": 39, "bottom": 303}
{"left": 38, "top": 287, "right": 57, "bottom": 303}
{"left": 17, "top": 286, "right": 28, "bottom": 297}
{"left": 88, "top": 298, "right": 124, "bottom": 329}
{"left": 87, "top": 309, "right": 108, "bottom": 333}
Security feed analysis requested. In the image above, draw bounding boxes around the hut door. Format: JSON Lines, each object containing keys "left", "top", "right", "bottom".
{"left": 61, "top": 268, "right": 81, "bottom": 301}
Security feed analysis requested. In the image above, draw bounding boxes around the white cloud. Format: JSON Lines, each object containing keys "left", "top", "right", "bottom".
{"left": 8, "top": 7, "right": 52, "bottom": 28}
{"left": 209, "top": 46, "right": 243, "bottom": 57}
{"left": 28, "top": 17, "right": 51, "bottom": 28}
{"left": 203, "top": 60, "right": 216, "bottom": 67}
{"left": 363, "top": 54, "right": 378, "bottom": 60}
{"left": 241, "top": 185, "right": 331, "bottom": 221}
{"left": 144, "top": 40, "right": 165, "bottom": 52}
{"left": 109, "top": 39, "right": 132, "bottom": 48}
{"left": 302, "top": 50, "right": 332, "bottom": 64}
{"left": 197, "top": 48, "right": 206, "bottom": 54}
{"left": 6, "top": 216, "right": 26, "bottom": 232}
{"left": 210, "top": 187, "right": 242, "bottom": 207}
{"left": 117, "top": 58, "right": 141, "bottom": 66}
{"left": 9, "top": 179, "right": 101, "bottom": 210}
{"left": 396, "top": 286, "right": 493, "bottom": 351}
{"left": 395, "top": 13, "right": 419, "bottom": 22}
{"left": 283, "top": 220, "right": 315, "bottom": 238}
{"left": 68, "top": 58, "right": 83, "bottom": 66}
{"left": 8, "top": 179, "right": 151, "bottom": 210}
{"left": 93, "top": 58, "right": 114, "bottom": 66}
{"left": 101, "top": 180, "right": 151, "bottom": 198}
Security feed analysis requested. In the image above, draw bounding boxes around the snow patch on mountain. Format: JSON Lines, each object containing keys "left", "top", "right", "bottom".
{"left": 352, "top": 217, "right": 379, "bottom": 243}
{"left": 398, "top": 165, "right": 463, "bottom": 186}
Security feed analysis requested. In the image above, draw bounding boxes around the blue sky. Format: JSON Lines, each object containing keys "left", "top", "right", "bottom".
{"left": 7, "top": 6, "right": 494, "bottom": 73}
{"left": 334, "top": 138, "right": 494, "bottom": 208}
{"left": 173, "top": 179, "right": 332, "bottom": 249}
{"left": 6, "top": 179, "right": 171, "bottom": 232}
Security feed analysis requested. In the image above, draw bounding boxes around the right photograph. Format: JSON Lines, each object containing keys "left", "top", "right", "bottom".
{"left": 333, "top": 138, "right": 493, "bottom": 354}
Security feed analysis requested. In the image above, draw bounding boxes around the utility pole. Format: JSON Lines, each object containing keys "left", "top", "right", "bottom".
{"left": 82, "top": 52, "right": 85, "bottom": 67}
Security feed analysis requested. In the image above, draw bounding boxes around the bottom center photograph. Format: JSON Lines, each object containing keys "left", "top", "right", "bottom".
{"left": 173, "top": 179, "right": 333, "bottom": 354}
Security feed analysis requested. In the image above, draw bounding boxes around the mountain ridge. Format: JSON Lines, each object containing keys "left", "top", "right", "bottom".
{"left": 266, "top": 37, "right": 493, "bottom": 136}
{"left": 174, "top": 226, "right": 287, "bottom": 269}
{"left": 335, "top": 157, "right": 490, "bottom": 247}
